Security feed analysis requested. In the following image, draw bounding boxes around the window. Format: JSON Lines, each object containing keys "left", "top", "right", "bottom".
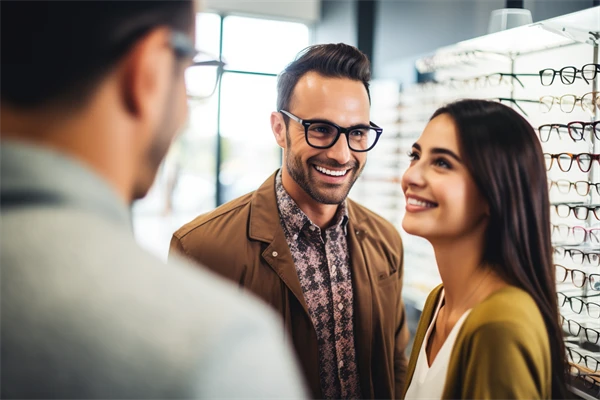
{"left": 132, "top": 13, "right": 310, "bottom": 260}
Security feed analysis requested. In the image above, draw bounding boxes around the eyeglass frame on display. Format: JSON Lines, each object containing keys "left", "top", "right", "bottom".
{"left": 548, "top": 180, "right": 600, "bottom": 196}
{"left": 540, "top": 64, "right": 600, "bottom": 86}
{"left": 170, "top": 31, "right": 225, "bottom": 100}
{"left": 555, "top": 264, "right": 600, "bottom": 292}
{"left": 494, "top": 97, "right": 541, "bottom": 117}
{"left": 568, "top": 364, "right": 600, "bottom": 394}
{"left": 554, "top": 246, "right": 600, "bottom": 267}
{"left": 537, "top": 122, "right": 600, "bottom": 142}
{"left": 552, "top": 203, "right": 600, "bottom": 221}
{"left": 540, "top": 92, "right": 599, "bottom": 114}
{"left": 557, "top": 292, "right": 600, "bottom": 319}
{"left": 279, "top": 109, "right": 383, "bottom": 152}
{"left": 544, "top": 153, "right": 600, "bottom": 173}
{"left": 561, "top": 315, "right": 600, "bottom": 345}
{"left": 438, "top": 72, "right": 537, "bottom": 89}
{"left": 567, "top": 346, "right": 600, "bottom": 372}
{"left": 551, "top": 224, "right": 600, "bottom": 246}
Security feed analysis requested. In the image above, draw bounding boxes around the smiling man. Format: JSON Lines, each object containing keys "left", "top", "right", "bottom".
{"left": 170, "top": 43, "right": 409, "bottom": 399}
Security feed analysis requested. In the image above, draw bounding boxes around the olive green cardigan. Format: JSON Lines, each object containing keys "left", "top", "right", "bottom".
{"left": 402, "top": 285, "right": 552, "bottom": 399}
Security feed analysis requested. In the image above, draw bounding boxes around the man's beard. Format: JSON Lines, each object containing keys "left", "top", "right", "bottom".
{"left": 285, "top": 130, "right": 364, "bottom": 205}
{"left": 132, "top": 85, "right": 181, "bottom": 201}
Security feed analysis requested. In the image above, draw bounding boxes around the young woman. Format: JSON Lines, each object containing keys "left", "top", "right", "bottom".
{"left": 401, "top": 99, "right": 567, "bottom": 399}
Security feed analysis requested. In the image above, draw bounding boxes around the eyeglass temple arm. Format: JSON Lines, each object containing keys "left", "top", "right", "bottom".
{"left": 279, "top": 110, "right": 302, "bottom": 124}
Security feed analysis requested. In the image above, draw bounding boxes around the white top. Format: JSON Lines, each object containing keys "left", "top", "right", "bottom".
{"left": 405, "top": 290, "right": 472, "bottom": 399}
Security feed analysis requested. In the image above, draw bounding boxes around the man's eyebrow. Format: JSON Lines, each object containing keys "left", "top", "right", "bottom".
{"left": 411, "top": 143, "right": 462, "bottom": 162}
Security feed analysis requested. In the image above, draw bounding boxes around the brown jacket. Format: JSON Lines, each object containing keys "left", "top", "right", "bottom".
{"left": 170, "top": 171, "right": 409, "bottom": 399}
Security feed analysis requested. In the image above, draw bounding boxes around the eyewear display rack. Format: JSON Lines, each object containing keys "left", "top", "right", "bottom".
{"left": 352, "top": 7, "right": 600, "bottom": 399}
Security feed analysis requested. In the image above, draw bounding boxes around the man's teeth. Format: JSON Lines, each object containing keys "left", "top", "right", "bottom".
{"left": 407, "top": 198, "right": 436, "bottom": 208}
{"left": 315, "top": 165, "right": 348, "bottom": 176}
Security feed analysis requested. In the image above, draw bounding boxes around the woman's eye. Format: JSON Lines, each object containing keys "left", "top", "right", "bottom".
{"left": 407, "top": 151, "right": 419, "bottom": 161}
{"left": 434, "top": 157, "right": 451, "bottom": 169}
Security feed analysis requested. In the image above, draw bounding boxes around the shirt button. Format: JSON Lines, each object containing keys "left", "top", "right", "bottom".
{"left": 339, "top": 361, "right": 344, "bottom": 368}
{"left": 338, "top": 303, "right": 343, "bottom": 310}
{"left": 272, "top": 251, "right": 278, "bottom": 257}
{"left": 309, "top": 225, "right": 316, "bottom": 231}
{"left": 292, "top": 234, "right": 298, "bottom": 240}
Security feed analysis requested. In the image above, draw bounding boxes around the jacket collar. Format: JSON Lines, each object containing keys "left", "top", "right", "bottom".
{"left": 248, "top": 170, "right": 377, "bottom": 397}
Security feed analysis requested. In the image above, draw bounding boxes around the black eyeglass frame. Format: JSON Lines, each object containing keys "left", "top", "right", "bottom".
{"left": 540, "top": 63, "right": 600, "bottom": 86}
{"left": 279, "top": 109, "right": 383, "bottom": 152}
{"left": 561, "top": 316, "right": 600, "bottom": 344}
{"left": 554, "top": 246, "right": 600, "bottom": 266}
{"left": 557, "top": 292, "right": 600, "bottom": 319}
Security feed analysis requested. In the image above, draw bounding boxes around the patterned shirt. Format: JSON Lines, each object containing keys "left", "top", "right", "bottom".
{"left": 275, "top": 171, "right": 362, "bottom": 399}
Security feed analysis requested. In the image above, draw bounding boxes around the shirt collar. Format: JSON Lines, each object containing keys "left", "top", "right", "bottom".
{"left": 275, "top": 169, "right": 349, "bottom": 235}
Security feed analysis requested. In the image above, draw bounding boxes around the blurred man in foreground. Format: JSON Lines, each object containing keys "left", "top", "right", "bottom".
{"left": 0, "top": 1, "right": 306, "bottom": 398}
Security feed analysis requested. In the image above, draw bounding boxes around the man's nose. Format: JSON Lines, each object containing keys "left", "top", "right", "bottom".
{"left": 325, "top": 133, "right": 352, "bottom": 165}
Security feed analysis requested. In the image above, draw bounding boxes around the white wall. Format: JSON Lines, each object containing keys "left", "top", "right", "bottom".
{"left": 204, "top": 0, "right": 321, "bottom": 23}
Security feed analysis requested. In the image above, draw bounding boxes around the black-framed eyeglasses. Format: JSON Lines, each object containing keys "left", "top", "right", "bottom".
{"left": 279, "top": 110, "right": 383, "bottom": 152}
{"left": 540, "top": 64, "right": 600, "bottom": 86}
{"left": 568, "top": 121, "right": 600, "bottom": 141}
{"left": 552, "top": 203, "right": 600, "bottom": 221}
{"left": 544, "top": 153, "right": 600, "bottom": 173}
{"left": 170, "top": 31, "right": 225, "bottom": 100}
{"left": 557, "top": 292, "right": 600, "bottom": 319}
{"left": 549, "top": 180, "right": 600, "bottom": 196}
{"left": 554, "top": 246, "right": 600, "bottom": 266}
{"left": 567, "top": 347, "right": 600, "bottom": 372}
{"left": 562, "top": 316, "right": 600, "bottom": 344}
{"left": 555, "top": 264, "right": 600, "bottom": 291}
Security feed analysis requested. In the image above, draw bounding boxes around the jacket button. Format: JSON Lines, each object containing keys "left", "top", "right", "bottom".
{"left": 272, "top": 251, "right": 278, "bottom": 257}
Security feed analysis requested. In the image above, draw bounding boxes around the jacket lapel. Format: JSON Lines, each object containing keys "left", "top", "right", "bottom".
{"left": 248, "top": 171, "right": 310, "bottom": 315}
{"left": 346, "top": 201, "right": 375, "bottom": 398}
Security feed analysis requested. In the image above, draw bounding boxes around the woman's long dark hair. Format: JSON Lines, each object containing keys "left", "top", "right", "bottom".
{"left": 431, "top": 99, "right": 567, "bottom": 398}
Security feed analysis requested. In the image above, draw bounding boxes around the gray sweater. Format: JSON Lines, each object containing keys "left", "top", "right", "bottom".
{"left": 0, "top": 141, "right": 307, "bottom": 399}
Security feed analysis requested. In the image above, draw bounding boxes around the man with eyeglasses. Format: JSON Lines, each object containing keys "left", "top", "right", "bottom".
{"left": 0, "top": 1, "right": 306, "bottom": 398}
{"left": 171, "top": 43, "right": 409, "bottom": 399}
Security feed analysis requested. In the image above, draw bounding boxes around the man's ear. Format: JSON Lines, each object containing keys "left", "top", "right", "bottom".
{"left": 271, "top": 111, "right": 287, "bottom": 149}
{"left": 120, "top": 27, "right": 173, "bottom": 122}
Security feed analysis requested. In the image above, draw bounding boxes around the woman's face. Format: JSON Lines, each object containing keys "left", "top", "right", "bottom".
{"left": 401, "top": 113, "right": 489, "bottom": 243}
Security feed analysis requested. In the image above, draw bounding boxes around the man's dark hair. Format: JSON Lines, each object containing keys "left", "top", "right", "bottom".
{"left": 276, "top": 43, "right": 371, "bottom": 122}
{"left": 1, "top": 0, "right": 194, "bottom": 110}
